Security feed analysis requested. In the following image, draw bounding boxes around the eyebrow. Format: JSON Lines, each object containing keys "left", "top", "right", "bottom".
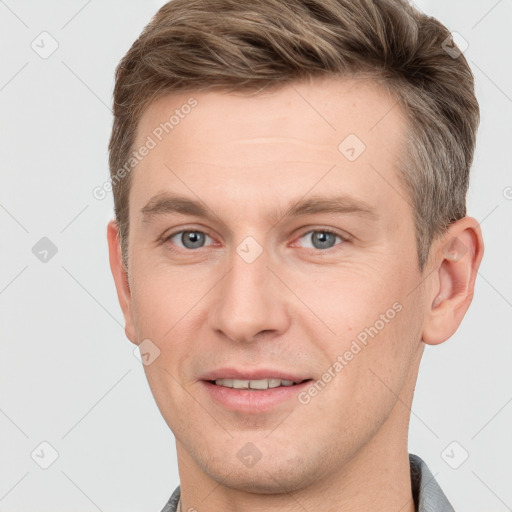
{"left": 140, "top": 192, "right": 378, "bottom": 225}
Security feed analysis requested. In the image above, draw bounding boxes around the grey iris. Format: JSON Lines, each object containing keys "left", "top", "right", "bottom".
{"left": 181, "top": 231, "right": 205, "bottom": 249}
{"left": 311, "top": 231, "right": 336, "bottom": 249}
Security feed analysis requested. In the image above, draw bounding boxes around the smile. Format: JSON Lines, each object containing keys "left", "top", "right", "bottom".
{"left": 202, "top": 379, "right": 314, "bottom": 413}
{"left": 212, "top": 378, "right": 309, "bottom": 390}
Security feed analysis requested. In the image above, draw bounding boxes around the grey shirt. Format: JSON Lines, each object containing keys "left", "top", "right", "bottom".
{"left": 160, "top": 453, "right": 455, "bottom": 512}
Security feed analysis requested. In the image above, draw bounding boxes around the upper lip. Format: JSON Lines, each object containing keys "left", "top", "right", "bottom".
{"left": 200, "top": 368, "right": 311, "bottom": 382}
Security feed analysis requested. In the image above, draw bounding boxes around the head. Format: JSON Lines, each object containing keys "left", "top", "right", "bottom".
{"left": 107, "top": 0, "right": 483, "bottom": 498}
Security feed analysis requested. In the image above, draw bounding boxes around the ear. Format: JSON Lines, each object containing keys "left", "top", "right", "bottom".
{"left": 107, "top": 220, "right": 137, "bottom": 344}
{"left": 422, "top": 217, "right": 484, "bottom": 345}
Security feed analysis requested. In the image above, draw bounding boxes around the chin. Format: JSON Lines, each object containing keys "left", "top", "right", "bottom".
{"left": 204, "top": 463, "right": 311, "bottom": 495}
{"left": 190, "top": 443, "right": 323, "bottom": 495}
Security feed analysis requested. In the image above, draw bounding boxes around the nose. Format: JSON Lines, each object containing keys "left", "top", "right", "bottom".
{"left": 208, "top": 241, "right": 290, "bottom": 344}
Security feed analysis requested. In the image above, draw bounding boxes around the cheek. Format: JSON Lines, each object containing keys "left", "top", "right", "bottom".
{"left": 300, "top": 265, "right": 423, "bottom": 393}
{"left": 128, "top": 264, "right": 210, "bottom": 400}
{"left": 347, "top": 295, "right": 424, "bottom": 403}
{"left": 291, "top": 264, "right": 407, "bottom": 337}
{"left": 306, "top": 298, "right": 423, "bottom": 438}
{"left": 129, "top": 261, "right": 206, "bottom": 340}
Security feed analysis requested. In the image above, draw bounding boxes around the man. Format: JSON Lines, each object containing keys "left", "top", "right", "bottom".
{"left": 106, "top": 0, "right": 483, "bottom": 510}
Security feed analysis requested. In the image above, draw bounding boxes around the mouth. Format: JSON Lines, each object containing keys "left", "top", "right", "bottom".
{"left": 201, "top": 377, "right": 314, "bottom": 413}
{"left": 206, "top": 378, "right": 313, "bottom": 390}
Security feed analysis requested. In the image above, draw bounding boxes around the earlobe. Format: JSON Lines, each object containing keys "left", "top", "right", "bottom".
{"left": 422, "top": 217, "right": 484, "bottom": 345}
{"left": 106, "top": 220, "right": 137, "bottom": 344}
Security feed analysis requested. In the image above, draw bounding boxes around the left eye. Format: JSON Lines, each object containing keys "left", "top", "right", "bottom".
{"left": 297, "top": 230, "right": 344, "bottom": 250}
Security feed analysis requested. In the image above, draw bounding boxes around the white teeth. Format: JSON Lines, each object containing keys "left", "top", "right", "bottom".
{"left": 214, "top": 378, "right": 301, "bottom": 389}
{"left": 233, "top": 379, "right": 249, "bottom": 389}
{"left": 249, "top": 379, "right": 271, "bottom": 389}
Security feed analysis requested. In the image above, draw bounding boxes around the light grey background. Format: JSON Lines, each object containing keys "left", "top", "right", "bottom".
{"left": 1, "top": 1, "right": 510, "bottom": 511}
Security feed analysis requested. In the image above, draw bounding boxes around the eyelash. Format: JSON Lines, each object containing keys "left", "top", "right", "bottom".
{"left": 162, "top": 227, "right": 347, "bottom": 255}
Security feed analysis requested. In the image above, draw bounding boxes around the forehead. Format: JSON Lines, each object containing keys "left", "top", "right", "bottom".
{"left": 137, "top": 75, "right": 405, "bottom": 152}
{"left": 129, "top": 76, "right": 410, "bottom": 221}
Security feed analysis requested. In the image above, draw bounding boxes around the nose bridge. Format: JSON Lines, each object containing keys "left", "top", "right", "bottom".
{"left": 209, "top": 237, "right": 288, "bottom": 343}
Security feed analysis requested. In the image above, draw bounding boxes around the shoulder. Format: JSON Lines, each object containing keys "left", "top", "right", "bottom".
{"left": 409, "top": 453, "right": 456, "bottom": 512}
{"left": 160, "top": 485, "right": 181, "bottom": 512}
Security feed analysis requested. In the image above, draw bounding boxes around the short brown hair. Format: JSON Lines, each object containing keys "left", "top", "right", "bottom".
{"left": 109, "top": 0, "right": 479, "bottom": 270}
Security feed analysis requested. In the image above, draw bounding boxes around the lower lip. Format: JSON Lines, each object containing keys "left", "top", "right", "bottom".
{"left": 201, "top": 380, "right": 312, "bottom": 413}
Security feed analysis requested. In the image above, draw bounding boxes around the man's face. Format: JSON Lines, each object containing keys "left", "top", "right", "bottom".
{"left": 118, "top": 77, "right": 428, "bottom": 492}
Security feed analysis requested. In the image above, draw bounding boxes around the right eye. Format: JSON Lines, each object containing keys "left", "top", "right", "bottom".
{"left": 164, "top": 230, "right": 215, "bottom": 251}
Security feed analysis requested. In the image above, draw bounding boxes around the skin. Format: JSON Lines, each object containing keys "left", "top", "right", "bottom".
{"left": 107, "top": 76, "right": 484, "bottom": 512}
